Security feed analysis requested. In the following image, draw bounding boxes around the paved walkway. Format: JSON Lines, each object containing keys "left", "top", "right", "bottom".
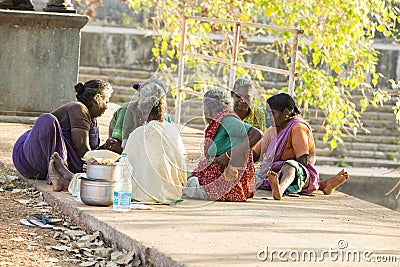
{"left": 36, "top": 180, "right": 399, "bottom": 266}
{"left": 1, "top": 104, "right": 399, "bottom": 266}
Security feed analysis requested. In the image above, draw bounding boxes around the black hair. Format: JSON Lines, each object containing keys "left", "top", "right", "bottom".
{"left": 267, "top": 93, "right": 300, "bottom": 117}
{"left": 75, "top": 79, "right": 112, "bottom": 108}
{"left": 147, "top": 100, "right": 164, "bottom": 122}
{"left": 133, "top": 83, "right": 142, "bottom": 90}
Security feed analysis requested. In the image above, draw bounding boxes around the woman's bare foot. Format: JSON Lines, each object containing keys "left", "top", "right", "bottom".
{"left": 51, "top": 152, "right": 73, "bottom": 181}
{"left": 267, "top": 170, "right": 282, "bottom": 200}
{"left": 48, "top": 159, "right": 69, "bottom": 192}
{"left": 319, "top": 169, "right": 349, "bottom": 195}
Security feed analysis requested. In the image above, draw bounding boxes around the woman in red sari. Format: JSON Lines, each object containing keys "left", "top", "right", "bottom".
{"left": 183, "top": 87, "right": 262, "bottom": 201}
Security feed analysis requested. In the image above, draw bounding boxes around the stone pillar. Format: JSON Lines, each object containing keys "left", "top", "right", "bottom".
{"left": 0, "top": 10, "right": 88, "bottom": 116}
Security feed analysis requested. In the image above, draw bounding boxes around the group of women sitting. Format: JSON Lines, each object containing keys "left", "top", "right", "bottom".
{"left": 12, "top": 77, "right": 348, "bottom": 203}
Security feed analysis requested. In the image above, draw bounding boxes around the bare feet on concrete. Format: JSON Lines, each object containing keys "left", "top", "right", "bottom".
{"left": 319, "top": 169, "right": 349, "bottom": 195}
{"left": 51, "top": 152, "right": 73, "bottom": 181}
{"left": 49, "top": 152, "right": 73, "bottom": 192}
{"left": 267, "top": 170, "right": 282, "bottom": 200}
{"left": 48, "top": 159, "right": 68, "bottom": 192}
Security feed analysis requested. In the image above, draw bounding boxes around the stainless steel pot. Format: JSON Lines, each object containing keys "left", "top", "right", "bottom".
{"left": 80, "top": 177, "right": 115, "bottom": 206}
{"left": 86, "top": 163, "right": 117, "bottom": 181}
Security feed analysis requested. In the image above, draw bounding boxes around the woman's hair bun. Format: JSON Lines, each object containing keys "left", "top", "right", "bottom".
{"left": 132, "top": 83, "right": 142, "bottom": 90}
{"left": 75, "top": 83, "right": 85, "bottom": 94}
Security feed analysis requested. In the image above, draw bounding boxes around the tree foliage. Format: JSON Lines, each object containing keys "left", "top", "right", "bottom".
{"left": 120, "top": 0, "right": 400, "bottom": 149}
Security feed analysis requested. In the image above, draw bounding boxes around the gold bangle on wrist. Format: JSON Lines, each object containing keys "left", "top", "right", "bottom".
{"left": 225, "top": 151, "right": 231, "bottom": 160}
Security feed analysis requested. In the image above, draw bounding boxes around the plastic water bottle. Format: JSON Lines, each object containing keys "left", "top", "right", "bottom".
{"left": 113, "top": 152, "right": 132, "bottom": 212}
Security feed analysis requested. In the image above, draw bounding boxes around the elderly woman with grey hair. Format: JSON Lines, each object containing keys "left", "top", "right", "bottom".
{"left": 183, "top": 87, "right": 262, "bottom": 201}
{"left": 123, "top": 78, "right": 187, "bottom": 203}
{"left": 102, "top": 79, "right": 172, "bottom": 154}
{"left": 232, "top": 78, "right": 269, "bottom": 133}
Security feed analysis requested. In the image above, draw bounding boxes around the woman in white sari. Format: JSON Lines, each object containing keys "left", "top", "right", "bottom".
{"left": 123, "top": 79, "right": 187, "bottom": 203}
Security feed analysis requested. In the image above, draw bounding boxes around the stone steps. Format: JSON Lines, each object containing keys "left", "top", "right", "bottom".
{"left": 315, "top": 140, "right": 400, "bottom": 153}
{"left": 316, "top": 156, "right": 399, "bottom": 169}
{"left": 316, "top": 147, "right": 397, "bottom": 161}
{"left": 307, "top": 113, "right": 399, "bottom": 130}
{"left": 79, "top": 73, "right": 144, "bottom": 89}
{"left": 305, "top": 108, "right": 398, "bottom": 123}
{"left": 79, "top": 66, "right": 152, "bottom": 79}
{"left": 313, "top": 132, "right": 399, "bottom": 144}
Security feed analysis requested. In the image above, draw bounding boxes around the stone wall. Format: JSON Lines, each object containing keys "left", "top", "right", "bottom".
{"left": 80, "top": 25, "right": 155, "bottom": 71}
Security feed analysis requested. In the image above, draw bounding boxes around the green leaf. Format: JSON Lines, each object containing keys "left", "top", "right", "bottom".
{"left": 152, "top": 48, "right": 159, "bottom": 58}
{"left": 265, "top": 7, "right": 273, "bottom": 17}
{"left": 167, "top": 49, "right": 175, "bottom": 58}
{"left": 323, "top": 133, "right": 329, "bottom": 143}
{"left": 383, "top": 31, "right": 391, "bottom": 37}
{"left": 377, "top": 25, "right": 386, "bottom": 32}
{"left": 330, "top": 139, "right": 337, "bottom": 150}
{"left": 360, "top": 98, "right": 369, "bottom": 112}
{"left": 161, "top": 41, "right": 168, "bottom": 54}
{"left": 312, "top": 52, "right": 321, "bottom": 66}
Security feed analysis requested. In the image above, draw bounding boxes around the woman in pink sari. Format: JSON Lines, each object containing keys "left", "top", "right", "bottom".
{"left": 254, "top": 93, "right": 348, "bottom": 200}
{"left": 183, "top": 87, "right": 262, "bottom": 201}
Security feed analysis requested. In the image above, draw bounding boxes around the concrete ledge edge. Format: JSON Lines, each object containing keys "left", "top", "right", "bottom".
{"left": 34, "top": 181, "right": 184, "bottom": 266}
{"left": 0, "top": 115, "right": 37, "bottom": 124}
{"left": 0, "top": 9, "right": 88, "bottom": 29}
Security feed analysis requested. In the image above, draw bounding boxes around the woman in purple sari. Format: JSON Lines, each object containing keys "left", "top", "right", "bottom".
{"left": 12, "top": 79, "right": 113, "bottom": 191}
{"left": 254, "top": 93, "right": 348, "bottom": 200}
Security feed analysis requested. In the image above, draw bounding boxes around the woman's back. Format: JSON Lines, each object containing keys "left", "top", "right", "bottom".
{"left": 124, "top": 121, "right": 187, "bottom": 203}
{"left": 51, "top": 101, "right": 91, "bottom": 130}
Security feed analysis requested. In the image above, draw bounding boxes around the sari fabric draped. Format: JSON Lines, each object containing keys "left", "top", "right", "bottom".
{"left": 12, "top": 113, "right": 99, "bottom": 183}
{"left": 243, "top": 106, "right": 269, "bottom": 133}
{"left": 192, "top": 110, "right": 255, "bottom": 201}
{"left": 259, "top": 117, "right": 319, "bottom": 194}
{"left": 124, "top": 120, "right": 187, "bottom": 203}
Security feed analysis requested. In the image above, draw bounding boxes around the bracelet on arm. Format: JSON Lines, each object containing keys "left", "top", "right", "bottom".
{"left": 225, "top": 151, "right": 232, "bottom": 160}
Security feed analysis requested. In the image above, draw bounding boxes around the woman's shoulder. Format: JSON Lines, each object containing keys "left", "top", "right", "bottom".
{"left": 291, "top": 120, "right": 311, "bottom": 133}
{"left": 58, "top": 101, "right": 90, "bottom": 119}
{"left": 220, "top": 115, "right": 244, "bottom": 129}
{"left": 69, "top": 101, "right": 87, "bottom": 109}
{"left": 263, "top": 126, "right": 276, "bottom": 140}
{"left": 55, "top": 101, "right": 86, "bottom": 111}
{"left": 221, "top": 114, "right": 243, "bottom": 124}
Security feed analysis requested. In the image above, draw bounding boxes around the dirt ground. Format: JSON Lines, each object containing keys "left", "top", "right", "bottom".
{"left": 0, "top": 104, "right": 140, "bottom": 266}
{"left": 0, "top": 161, "right": 78, "bottom": 267}
{"left": 0, "top": 161, "right": 140, "bottom": 267}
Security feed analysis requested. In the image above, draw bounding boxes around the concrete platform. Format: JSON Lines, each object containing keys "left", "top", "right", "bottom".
{"left": 34, "top": 180, "right": 400, "bottom": 266}
{"left": 1, "top": 104, "right": 399, "bottom": 266}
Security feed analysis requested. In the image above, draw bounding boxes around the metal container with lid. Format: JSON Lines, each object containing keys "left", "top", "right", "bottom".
{"left": 86, "top": 163, "right": 117, "bottom": 181}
